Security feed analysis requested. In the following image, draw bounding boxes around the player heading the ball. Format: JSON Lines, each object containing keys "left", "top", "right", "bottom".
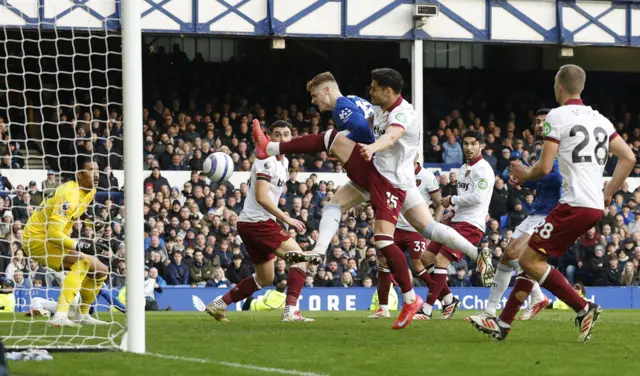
{"left": 254, "top": 68, "right": 494, "bottom": 330}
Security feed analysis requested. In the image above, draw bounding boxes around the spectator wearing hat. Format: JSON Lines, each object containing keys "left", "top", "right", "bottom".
{"left": 27, "top": 180, "right": 43, "bottom": 207}
{"left": 490, "top": 177, "right": 509, "bottom": 220}
{"left": 167, "top": 250, "right": 189, "bottom": 285}
{"left": 144, "top": 153, "right": 156, "bottom": 170}
{"left": 506, "top": 199, "right": 527, "bottom": 230}
{"left": 226, "top": 254, "right": 251, "bottom": 285}
{"left": 584, "top": 245, "right": 606, "bottom": 286}
{"left": 482, "top": 146, "right": 498, "bottom": 172}
{"left": 41, "top": 170, "right": 57, "bottom": 196}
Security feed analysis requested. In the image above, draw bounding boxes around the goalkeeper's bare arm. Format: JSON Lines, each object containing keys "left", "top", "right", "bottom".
{"left": 23, "top": 155, "right": 111, "bottom": 327}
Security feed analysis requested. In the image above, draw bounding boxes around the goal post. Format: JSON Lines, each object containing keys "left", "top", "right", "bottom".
{"left": 122, "top": 0, "right": 146, "bottom": 354}
{"left": 0, "top": 0, "right": 144, "bottom": 352}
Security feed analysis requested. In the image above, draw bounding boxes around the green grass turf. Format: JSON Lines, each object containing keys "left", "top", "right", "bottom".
{"left": 2, "top": 310, "right": 639, "bottom": 376}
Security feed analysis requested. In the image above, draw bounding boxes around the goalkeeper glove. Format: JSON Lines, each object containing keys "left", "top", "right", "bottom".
{"left": 77, "top": 239, "right": 110, "bottom": 255}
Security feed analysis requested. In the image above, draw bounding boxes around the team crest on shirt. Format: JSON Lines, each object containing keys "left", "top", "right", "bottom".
{"left": 416, "top": 179, "right": 422, "bottom": 187}
{"left": 263, "top": 162, "right": 271, "bottom": 172}
{"left": 339, "top": 108, "right": 352, "bottom": 121}
{"left": 57, "top": 201, "right": 70, "bottom": 216}
{"left": 465, "top": 169, "right": 471, "bottom": 178}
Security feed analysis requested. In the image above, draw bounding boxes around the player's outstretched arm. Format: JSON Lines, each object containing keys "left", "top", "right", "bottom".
{"left": 514, "top": 141, "right": 559, "bottom": 182}
{"left": 255, "top": 179, "right": 305, "bottom": 233}
{"left": 604, "top": 136, "right": 636, "bottom": 204}
{"left": 360, "top": 126, "right": 405, "bottom": 160}
{"left": 522, "top": 159, "right": 562, "bottom": 189}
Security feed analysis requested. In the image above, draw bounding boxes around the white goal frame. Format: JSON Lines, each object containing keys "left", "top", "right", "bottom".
{"left": 122, "top": 0, "right": 145, "bottom": 354}
{"left": 0, "top": 0, "right": 145, "bottom": 353}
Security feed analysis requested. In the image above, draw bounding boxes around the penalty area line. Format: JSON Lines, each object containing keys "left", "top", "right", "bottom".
{"left": 145, "top": 352, "right": 329, "bottom": 376}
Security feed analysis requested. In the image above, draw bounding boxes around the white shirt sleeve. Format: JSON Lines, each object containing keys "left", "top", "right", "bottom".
{"left": 422, "top": 170, "right": 440, "bottom": 193}
{"left": 389, "top": 107, "right": 415, "bottom": 130}
{"left": 452, "top": 166, "right": 495, "bottom": 208}
{"left": 542, "top": 108, "right": 563, "bottom": 143}
{"left": 254, "top": 159, "right": 274, "bottom": 180}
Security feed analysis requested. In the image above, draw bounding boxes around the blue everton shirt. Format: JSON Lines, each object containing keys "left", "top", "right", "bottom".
{"left": 332, "top": 95, "right": 375, "bottom": 144}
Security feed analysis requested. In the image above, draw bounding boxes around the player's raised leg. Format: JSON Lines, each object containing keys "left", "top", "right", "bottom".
{"left": 286, "top": 182, "right": 366, "bottom": 262}
{"left": 472, "top": 234, "right": 528, "bottom": 322}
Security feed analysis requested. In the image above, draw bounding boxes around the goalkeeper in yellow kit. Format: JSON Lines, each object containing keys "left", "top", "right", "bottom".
{"left": 24, "top": 156, "right": 111, "bottom": 327}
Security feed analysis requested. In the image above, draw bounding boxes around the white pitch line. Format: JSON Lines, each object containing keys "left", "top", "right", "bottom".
{"left": 145, "top": 352, "right": 328, "bottom": 376}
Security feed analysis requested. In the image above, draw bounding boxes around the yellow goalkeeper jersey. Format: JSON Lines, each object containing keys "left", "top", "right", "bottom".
{"left": 24, "top": 181, "right": 96, "bottom": 242}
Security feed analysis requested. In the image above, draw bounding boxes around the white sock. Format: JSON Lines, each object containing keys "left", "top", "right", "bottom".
{"left": 266, "top": 142, "right": 280, "bottom": 156}
{"left": 214, "top": 297, "right": 228, "bottom": 308}
{"left": 442, "top": 293, "right": 453, "bottom": 306}
{"left": 507, "top": 259, "right": 520, "bottom": 270}
{"left": 380, "top": 305, "right": 389, "bottom": 314}
{"left": 313, "top": 204, "right": 341, "bottom": 255}
{"left": 486, "top": 263, "right": 513, "bottom": 316}
{"left": 530, "top": 282, "right": 545, "bottom": 302}
{"left": 284, "top": 305, "right": 296, "bottom": 316}
{"left": 497, "top": 318, "right": 510, "bottom": 328}
{"left": 423, "top": 222, "right": 478, "bottom": 259}
{"left": 423, "top": 303, "right": 433, "bottom": 316}
{"left": 402, "top": 289, "right": 416, "bottom": 304}
{"left": 577, "top": 304, "right": 589, "bottom": 316}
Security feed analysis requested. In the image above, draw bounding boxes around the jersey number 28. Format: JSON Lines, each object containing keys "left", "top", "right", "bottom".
{"left": 570, "top": 125, "right": 608, "bottom": 165}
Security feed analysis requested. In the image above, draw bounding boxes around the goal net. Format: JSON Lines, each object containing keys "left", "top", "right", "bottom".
{"left": 0, "top": 0, "right": 126, "bottom": 351}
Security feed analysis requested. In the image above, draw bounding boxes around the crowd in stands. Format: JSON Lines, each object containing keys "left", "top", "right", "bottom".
{"left": 2, "top": 44, "right": 640, "bottom": 293}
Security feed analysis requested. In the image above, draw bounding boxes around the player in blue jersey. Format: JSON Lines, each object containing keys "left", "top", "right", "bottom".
{"left": 469, "top": 109, "right": 561, "bottom": 325}
{"left": 307, "top": 72, "right": 376, "bottom": 144}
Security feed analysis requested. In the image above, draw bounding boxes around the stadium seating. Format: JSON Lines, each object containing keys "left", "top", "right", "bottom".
{"left": 1, "top": 47, "right": 640, "bottom": 293}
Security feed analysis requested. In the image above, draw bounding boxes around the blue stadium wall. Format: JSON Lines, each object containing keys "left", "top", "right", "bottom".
{"left": 13, "top": 287, "right": 640, "bottom": 312}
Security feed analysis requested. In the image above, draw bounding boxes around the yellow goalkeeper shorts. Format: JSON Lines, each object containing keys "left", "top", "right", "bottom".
{"left": 23, "top": 236, "right": 69, "bottom": 271}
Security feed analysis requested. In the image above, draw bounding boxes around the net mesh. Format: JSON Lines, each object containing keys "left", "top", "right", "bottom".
{"left": 0, "top": 0, "right": 125, "bottom": 350}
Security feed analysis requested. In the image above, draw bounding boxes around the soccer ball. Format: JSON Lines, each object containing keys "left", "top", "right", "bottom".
{"left": 202, "top": 152, "right": 234, "bottom": 183}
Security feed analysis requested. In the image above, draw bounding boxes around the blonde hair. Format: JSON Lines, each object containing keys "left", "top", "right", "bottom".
{"left": 306, "top": 72, "right": 336, "bottom": 92}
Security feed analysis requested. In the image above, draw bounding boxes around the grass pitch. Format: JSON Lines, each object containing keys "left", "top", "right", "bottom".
{"left": 3, "top": 310, "right": 639, "bottom": 376}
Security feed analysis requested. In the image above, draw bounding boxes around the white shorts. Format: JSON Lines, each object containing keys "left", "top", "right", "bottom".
{"left": 401, "top": 185, "right": 424, "bottom": 215}
{"left": 513, "top": 214, "right": 546, "bottom": 239}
